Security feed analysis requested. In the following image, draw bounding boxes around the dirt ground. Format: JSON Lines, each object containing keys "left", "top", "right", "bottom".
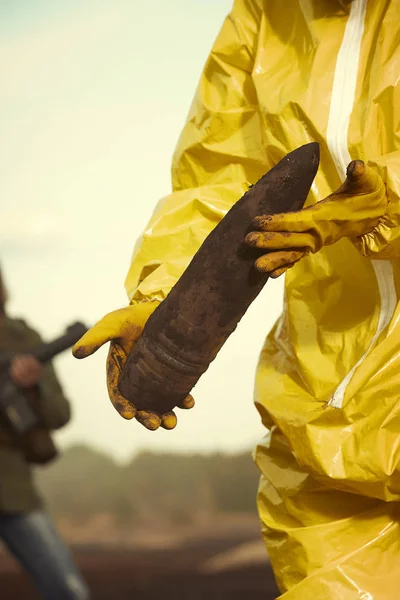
{"left": 0, "top": 517, "right": 281, "bottom": 599}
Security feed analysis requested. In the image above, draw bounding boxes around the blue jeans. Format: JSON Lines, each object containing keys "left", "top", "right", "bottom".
{"left": 0, "top": 509, "right": 90, "bottom": 600}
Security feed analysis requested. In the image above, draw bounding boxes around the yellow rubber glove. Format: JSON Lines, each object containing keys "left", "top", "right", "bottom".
{"left": 72, "top": 302, "right": 194, "bottom": 431}
{"left": 245, "top": 160, "right": 387, "bottom": 277}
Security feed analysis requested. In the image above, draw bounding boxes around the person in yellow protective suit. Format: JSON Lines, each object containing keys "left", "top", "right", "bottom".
{"left": 73, "top": 0, "right": 400, "bottom": 597}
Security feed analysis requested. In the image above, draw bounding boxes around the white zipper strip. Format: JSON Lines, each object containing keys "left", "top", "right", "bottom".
{"left": 326, "top": 0, "right": 367, "bottom": 178}
{"left": 330, "top": 261, "right": 397, "bottom": 408}
{"left": 325, "top": 0, "right": 397, "bottom": 409}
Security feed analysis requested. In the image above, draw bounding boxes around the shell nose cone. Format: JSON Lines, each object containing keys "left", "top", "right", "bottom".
{"left": 289, "top": 142, "right": 320, "bottom": 172}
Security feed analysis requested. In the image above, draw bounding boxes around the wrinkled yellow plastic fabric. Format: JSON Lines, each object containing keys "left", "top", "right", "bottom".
{"left": 124, "top": 1, "right": 400, "bottom": 597}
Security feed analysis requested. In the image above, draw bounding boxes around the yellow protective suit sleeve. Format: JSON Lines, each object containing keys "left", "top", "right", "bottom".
{"left": 354, "top": 151, "right": 400, "bottom": 258}
{"left": 125, "top": 0, "right": 267, "bottom": 303}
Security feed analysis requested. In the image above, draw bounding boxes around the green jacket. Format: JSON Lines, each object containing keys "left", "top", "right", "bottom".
{"left": 0, "top": 316, "right": 70, "bottom": 513}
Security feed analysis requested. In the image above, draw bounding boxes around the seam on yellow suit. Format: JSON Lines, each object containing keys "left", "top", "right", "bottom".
{"left": 329, "top": 260, "right": 397, "bottom": 408}
{"left": 326, "top": 0, "right": 367, "bottom": 178}
{"left": 326, "top": 0, "right": 397, "bottom": 410}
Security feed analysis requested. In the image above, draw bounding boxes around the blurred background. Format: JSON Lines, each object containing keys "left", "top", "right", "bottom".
{"left": 0, "top": 1, "right": 284, "bottom": 597}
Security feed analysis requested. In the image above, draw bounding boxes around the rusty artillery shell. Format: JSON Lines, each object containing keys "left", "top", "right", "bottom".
{"left": 119, "top": 143, "right": 320, "bottom": 414}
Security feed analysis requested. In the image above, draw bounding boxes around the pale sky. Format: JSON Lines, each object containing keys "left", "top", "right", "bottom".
{"left": 1, "top": 0, "right": 285, "bottom": 462}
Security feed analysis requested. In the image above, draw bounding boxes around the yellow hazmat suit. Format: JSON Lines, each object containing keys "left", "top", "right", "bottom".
{"left": 75, "top": 0, "right": 400, "bottom": 597}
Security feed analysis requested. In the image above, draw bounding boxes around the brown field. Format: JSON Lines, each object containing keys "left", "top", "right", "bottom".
{"left": 0, "top": 515, "right": 280, "bottom": 599}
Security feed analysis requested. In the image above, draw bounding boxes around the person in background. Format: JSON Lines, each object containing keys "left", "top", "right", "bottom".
{"left": 0, "top": 266, "right": 90, "bottom": 600}
{"left": 73, "top": 1, "right": 400, "bottom": 597}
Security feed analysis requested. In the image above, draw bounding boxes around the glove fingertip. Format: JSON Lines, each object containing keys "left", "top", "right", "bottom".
{"left": 270, "top": 266, "right": 289, "bottom": 279}
{"left": 110, "top": 394, "right": 137, "bottom": 420}
{"left": 252, "top": 215, "right": 269, "bottom": 230}
{"left": 178, "top": 395, "right": 195, "bottom": 410}
{"left": 254, "top": 256, "right": 269, "bottom": 273}
{"left": 136, "top": 410, "right": 161, "bottom": 431}
{"left": 244, "top": 232, "right": 258, "bottom": 246}
{"left": 119, "top": 408, "right": 137, "bottom": 420}
{"left": 72, "top": 344, "right": 92, "bottom": 359}
{"left": 161, "top": 412, "right": 177, "bottom": 430}
{"left": 347, "top": 160, "right": 365, "bottom": 182}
